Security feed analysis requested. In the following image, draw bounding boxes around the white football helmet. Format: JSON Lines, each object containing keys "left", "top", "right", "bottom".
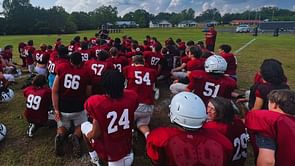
{"left": 0, "top": 123, "right": 7, "bottom": 142}
{"left": 205, "top": 55, "right": 227, "bottom": 73}
{"left": 0, "top": 88, "right": 14, "bottom": 103}
{"left": 169, "top": 92, "right": 207, "bottom": 129}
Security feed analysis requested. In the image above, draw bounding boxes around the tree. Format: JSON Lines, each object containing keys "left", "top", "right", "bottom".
{"left": 196, "top": 8, "right": 221, "bottom": 22}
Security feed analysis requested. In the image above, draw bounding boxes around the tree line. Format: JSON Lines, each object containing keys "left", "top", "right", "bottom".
{"left": 1, "top": 0, "right": 295, "bottom": 35}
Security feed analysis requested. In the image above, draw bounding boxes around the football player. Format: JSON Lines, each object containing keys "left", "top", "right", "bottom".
{"left": 52, "top": 52, "right": 91, "bottom": 158}
{"left": 82, "top": 70, "right": 139, "bottom": 166}
{"left": 185, "top": 55, "right": 237, "bottom": 104}
{"left": 147, "top": 92, "right": 233, "bottom": 165}
{"left": 33, "top": 44, "right": 50, "bottom": 76}
{"left": 24, "top": 40, "right": 36, "bottom": 75}
{"left": 23, "top": 75, "right": 51, "bottom": 137}
{"left": 123, "top": 55, "right": 157, "bottom": 138}
{"left": 107, "top": 47, "right": 129, "bottom": 73}
{"left": 218, "top": 44, "right": 237, "bottom": 80}
{"left": 203, "top": 97, "right": 248, "bottom": 166}
{"left": 85, "top": 50, "right": 114, "bottom": 95}
{"left": 246, "top": 89, "right": 295, "bottom": 166}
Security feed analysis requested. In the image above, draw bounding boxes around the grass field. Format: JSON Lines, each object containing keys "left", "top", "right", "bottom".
{"left": 0, "top": 28, "right": 295, "bottom": 166}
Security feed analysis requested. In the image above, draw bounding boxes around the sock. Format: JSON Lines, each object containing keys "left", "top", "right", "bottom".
{"left": 89, "top": 151, "right": 98, "bottom": 160}
{"left": 144, "top": 132, "right": 150, "bottom": 139}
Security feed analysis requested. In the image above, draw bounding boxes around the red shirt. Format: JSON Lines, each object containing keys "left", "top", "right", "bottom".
{"left": 203, "top": 118, "right": 247, "bottom": 166}
{"left": 246, "top": 110, "right": 295, "bottom": 166}
{"left": 187, "top": 70, "right": 237, "bottom": 104}
{"left": 147, "top": 127, "right": 233, "bottom": 166}
{"left": 55, "top": 63, "right": 90, "bottom": 102}
{"left": 205, "top": 29, "right": 217, "bottom": 45}
{"left": 107, "top": 56, "right": 129, "bottom": 72}
{"left": 143, "top": 51, "right": 163, "bottom": 71}
{"left": 0, "top": 50, "right": 13, "bottom": 62}
{"left": 84, "top": 90, "right": 139, "bottom": 161}
{"left": 33, "top": 50, "right": 50, "bottom": 64}
{"left": 78, "top": 49, "right": 93, "bottom": 62}
{"left": 24, "top": 45, "right": 36, "bottom": 65}
{"left": 23, "top": 86, "right": 51, "bottom": 124}
{"left": 47, "top": 51, "right": 59, "bottom": 74}
{"left": 186, "top": 58, "right": 205, "bottom": 71}
{"left": 220, "top": 52, "right": 237, "bottom": 76}
{"left": 124, "top": 65, "right": 156, "bottom": 105}
{"left": 85, "top": 59, "right": 114, "bottom": 94}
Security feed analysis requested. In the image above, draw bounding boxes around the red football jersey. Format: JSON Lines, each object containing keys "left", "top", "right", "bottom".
{"left": 186, "top": 58, "right": 205, "bottom": 71}
{"left": 55, "top": 63, "right": 91, "bottom": 102}
{"left": 23, "top": 86, "right": 51, "bottom": 124}
{"left": 78, "top": 49, "right": 93, "bottom": 62}
{"left": 107, "top": 56, "right": 129, "bottom": 72}
{"left": 124, "top": 65, "right": 157, "bottom": 105}
{"left": 24, "top": 45, "right": 36, "bottom": 65}
{"left": 203, "top": 118, "right": 247, "bottom": 166}
{"left": 143, "top": 51, "right": 164, "bottom": 71}
{"left": 33, "top": 50, "right": 50, "bottom": 64}
{"left": 187, "top": 70, "right": 237, "bottom": 104}
{"left": 220, "top": 52, "right": 237, "bottom": 76}
{"left": 84, "top": 90, "right": 139, "bottom": 161}
{"left": 85, "top": 59, "right": 114, "bottom": 94}
{"left": 147, "top": 127, "right": 233, "bottom": 166}
{"left": 246, "top": 110, "right": 295, "bottom": 166}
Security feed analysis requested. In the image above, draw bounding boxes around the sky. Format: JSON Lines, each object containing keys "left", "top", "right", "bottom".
{"left": 0, "top": 0, "right": 294, "bottom": 16}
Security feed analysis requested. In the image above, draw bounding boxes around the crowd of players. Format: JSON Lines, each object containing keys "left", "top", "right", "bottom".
{"left": 0, "top": 29, "right": 294, "bottom": 166}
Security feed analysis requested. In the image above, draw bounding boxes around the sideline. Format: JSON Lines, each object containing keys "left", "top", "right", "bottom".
{"left": 234, "top": 38, "right": 256, "bottom": 54}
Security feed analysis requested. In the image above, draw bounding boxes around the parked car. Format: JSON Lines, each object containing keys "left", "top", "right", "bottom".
{"left": 236, "top": 24, "right": 251, "bottom": 33}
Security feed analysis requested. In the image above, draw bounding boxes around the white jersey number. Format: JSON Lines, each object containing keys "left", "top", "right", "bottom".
{"left": 26, "top": 94, "right": 42, "bottom": 110}
{"left": 151, "top": 57, "right": 160, "bottom": 66}
{"left": 232, "top": 133, "right": 248, "bottom": 161}
{"left": 91, "top": 64, "right": 105, "bottom": 76}
{"left": 107, "top": 109, "right": 130, "bottom": 134}
{"left": 135, "top": 71, "right": 151, "bottom": 85}
{"left": 64, "top": 74, "right": 80, "bottom": 90}
{"left": 203, "top": 82, "right": 220, "bottom": 97}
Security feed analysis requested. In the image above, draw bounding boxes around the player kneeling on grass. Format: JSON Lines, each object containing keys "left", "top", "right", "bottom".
{"left": 23, "top": 75, "right": 52, "bottom": 137}
{"left": 146, "top": 92, "right": 233, "bottom": 166}
{"left": 246, "top": 89, "right": 295, "bottom": 166}
{"left": 124, "top": 55, "right": 157, "bottom": 139}
{"left": 82, "top": 70, "right": 139, "bottom": 166}
{"left": 52, "top": 52, "right": 91, "bottom": 158}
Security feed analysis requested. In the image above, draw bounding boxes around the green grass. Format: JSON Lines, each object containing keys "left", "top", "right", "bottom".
{"left": 0, "top": 28, "right": 295, "bottom": 166}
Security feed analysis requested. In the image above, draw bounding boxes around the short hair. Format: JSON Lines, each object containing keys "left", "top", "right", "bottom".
{"left": 189, "top": 46, "right": 202, "bottom": 58}
{"left": 197, "top": 41, "right": 205, "bottom": 48}
{"left": 97, "top": 50, "right": 109, "bottom": 61}
{"left": 70, "top": 52, "right": 82, "bottom": 66}
{"left": 4, "top": 45, "right": 13, "bottom": 50}
{"left": 132, "top": 55, "right": 144, "bottom": 65}
{"left": 268, "top": 89, "right": 295, "bottom": 115}
{"left": 155, "top": 44, "right": 162, "bottom": 52}
{"left": 109, "top": 47, "right": 118, "bottom": 57}
{"left": 81, "top": 41, "right": 88, "bottom": 50}
{"left": 260, "top": 59, "right": 286, "bottom": 85}
{"left": 101, "top": 70, "right": 125, "bottom": 99}
{"left": 28, "top": 40, "right": 34, "bottom": 46}
{"left": 208, "top": 97, "right": 234, "bottom": 124}
{"left": 74, "top": 36, "right": 80, "bottom": 42}
{"left": 57, "top": 45, "right": 69, "bottom": 58}
{"left": 219, "top": 44, "right": 232, "bottom": 53}
{"left": 186, "top": 40, "right": 195, "bottom": 46}
{"left": 32, "top": 75, "right": 47, "bottom": 87}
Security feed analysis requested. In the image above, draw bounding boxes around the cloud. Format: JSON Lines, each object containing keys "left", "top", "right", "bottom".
{"left": 51, "top": 0, "right": 295, "bottom": 16}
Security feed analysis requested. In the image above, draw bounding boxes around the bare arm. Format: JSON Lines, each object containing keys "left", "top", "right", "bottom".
{"left": 252, "top": 97, "right": 263, "bottom": 110}
{"left": 52, "top": 75, "right": 61, "bottom": 121}
{"left": 257, "top": 148, "right": 275, "bottom": 166}
{"left": 87, "top": 119, "right": 102, "bottom": 140}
